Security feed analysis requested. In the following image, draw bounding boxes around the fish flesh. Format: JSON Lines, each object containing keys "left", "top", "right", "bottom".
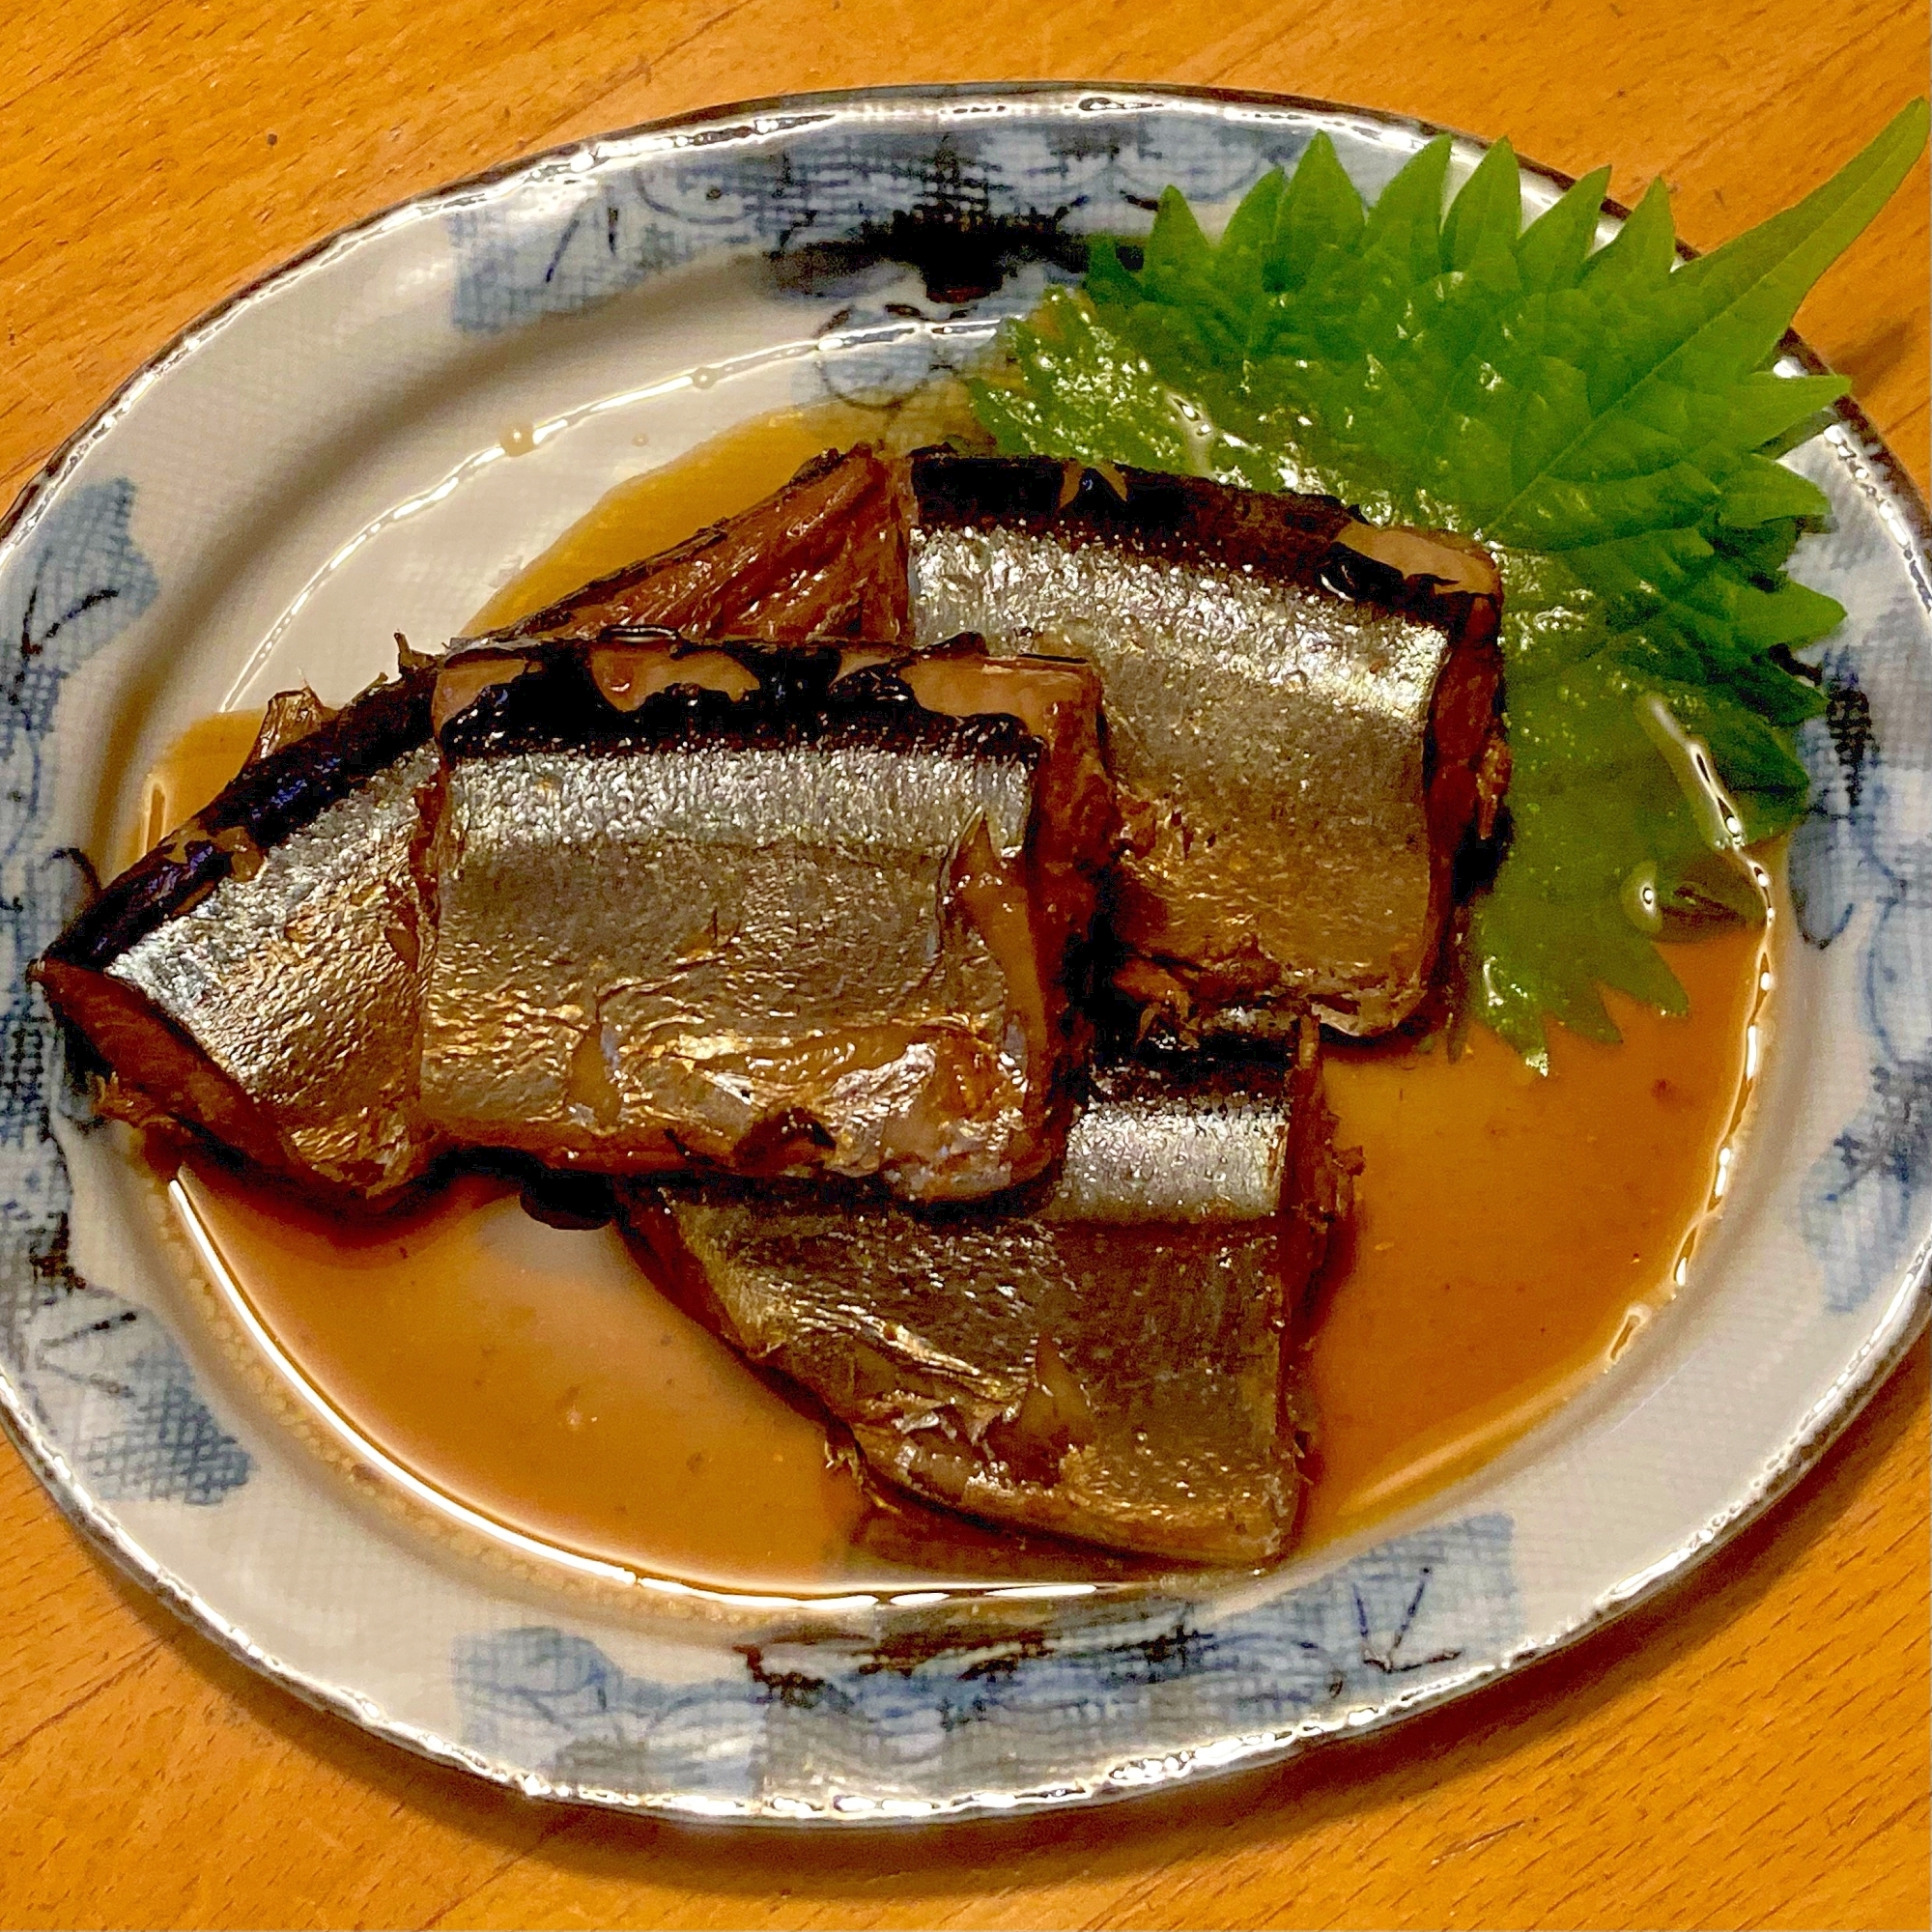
{"left": 38, "top": 624, "right": 1113, "bottom": 1203}
{"left": 35, "top": 671, "right": 444, "bottom": 1198}
{"left": 500, "top": 443, "right": 1508, "bottom": 1036}
{"left": 907, "top": 454, "right": 1507, "bottom": 1038}
{"left": 483, "top": 444, "right": 912, "bottom": 646}
{"left": 625, "top": 1041, "right": 1346, "bottom": 1564}
{"left": 420, "top": 635, "right": 1117, "bottom": 1201}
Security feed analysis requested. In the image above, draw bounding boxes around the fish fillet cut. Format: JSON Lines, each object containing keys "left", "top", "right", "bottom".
{"left": 627, "top": 1047, "right": 1346, "bottom": 1563}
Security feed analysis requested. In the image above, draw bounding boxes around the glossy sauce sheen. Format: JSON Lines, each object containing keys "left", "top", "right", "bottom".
{"left": 144, "top": 403, "right": 1764, "bottom": 1592}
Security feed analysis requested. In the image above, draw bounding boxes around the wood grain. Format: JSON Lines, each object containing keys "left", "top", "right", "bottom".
{"left": 0, "top": 2, "right": 1926, "bottom": 1926}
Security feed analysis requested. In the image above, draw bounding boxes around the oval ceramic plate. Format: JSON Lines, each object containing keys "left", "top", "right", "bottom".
{"left": 2, "top": 84, "right": 1927, "bottom": 1824}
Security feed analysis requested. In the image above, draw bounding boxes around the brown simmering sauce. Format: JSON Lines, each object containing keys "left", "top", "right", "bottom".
{"left": 139, "top": 399, "right": 1767, "bottom": 1595}
{"left": 1308, "top": 930, "right": 1760, "bottom": 1544}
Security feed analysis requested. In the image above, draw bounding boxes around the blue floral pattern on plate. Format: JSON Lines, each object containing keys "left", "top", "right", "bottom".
{"left": 449, "top": 105, "right": 1316, "bottom": 330}
{"left": 1790, "top": 462, "right": 1932, "bottom": 1312}
{"left": 0, "top": 482, "right": 249, "bottom": 1507}
{"left": 453, "top": 1516, "right": 1517, "bottom": 1809}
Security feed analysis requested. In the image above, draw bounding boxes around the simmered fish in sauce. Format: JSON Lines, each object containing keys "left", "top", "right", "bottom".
{"left": 908, "top": 453, "right": 1507, "bottom": 1040}
{"left": 37, "top": 672, "right": 445, "bottom": 1199}
{"left": 422, "top": 637, "right": 1118, "bottom": 1201}
{"left": 628, "top": 1047, "right": 1347, "bottom": 1564}
{"left": 76, "top": 400, "right": 1767, "bottom": 1598}
{"left": 487, "top": 440, "right": 1510, "bottom": 1044}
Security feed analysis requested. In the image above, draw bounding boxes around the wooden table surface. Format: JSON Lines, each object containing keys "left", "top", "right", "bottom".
{"left": 2, "top": 2, "right": 1927, "bottom": 1927}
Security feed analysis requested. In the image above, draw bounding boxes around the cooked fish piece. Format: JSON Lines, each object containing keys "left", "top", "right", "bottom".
{"left": 420, "top": 636, "right": 1117, "bottom": 1202}
{"left": 908, "top": 454, "right": 1508, "bottom": 1038}
{"left": 483, "top": 444, "right": 912, "bottom": 646}
{"left": 36, "top": 672, "right": 443, "bottom": 1198}
{"left": 626, "top": 1045, "right": 1346, "bottom": 1564}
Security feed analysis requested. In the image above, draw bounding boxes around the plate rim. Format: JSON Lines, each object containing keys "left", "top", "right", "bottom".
{"left": 3, "top": 77, "right": 1927, "bottom": 1827}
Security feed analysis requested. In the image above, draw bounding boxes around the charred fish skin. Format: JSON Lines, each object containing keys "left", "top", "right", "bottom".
{"left": 907, "top": 453, "right": 1506, "bottom": 1039}
{"left": 35, "top": 671, "right": 445, "bottom": 1198}
{"left": 421, "top": 637, "right": 1116, "bottom": 1203}
{"left": 627, "top": 1044, "right": 1344, "bottom": 1566}
{"left": 480, "top": 445, "right": 913, "bottom": 647}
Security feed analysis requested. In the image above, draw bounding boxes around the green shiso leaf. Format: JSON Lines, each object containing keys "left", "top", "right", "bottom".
{"left": 974, "top": 99, "right": 1928, "bottom": 1067}
{"left": 967, "top": 291, "right": 1201, "bottom": 473}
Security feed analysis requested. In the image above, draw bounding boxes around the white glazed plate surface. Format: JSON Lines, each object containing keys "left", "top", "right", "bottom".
{"left": 2, "top": 84, "right": 1927, "bottom": 1822}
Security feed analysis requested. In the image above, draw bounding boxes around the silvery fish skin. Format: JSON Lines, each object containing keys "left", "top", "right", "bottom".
{"left": 421, "top": 639, "right": 1114, "bottom": 1202}
{"left": 909, "top": 456, "right": 1506, "bottom": 1037}
{"left": 629, "top": 1050, "right": 1344, "bottom": 1564}
{"left": 36, "top": 673, "right": 443, "bottom": 1197}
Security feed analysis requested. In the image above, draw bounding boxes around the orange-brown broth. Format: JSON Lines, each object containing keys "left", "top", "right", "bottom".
{"left": 141, "top": 403, "right": 1765, "bottom": 1592}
